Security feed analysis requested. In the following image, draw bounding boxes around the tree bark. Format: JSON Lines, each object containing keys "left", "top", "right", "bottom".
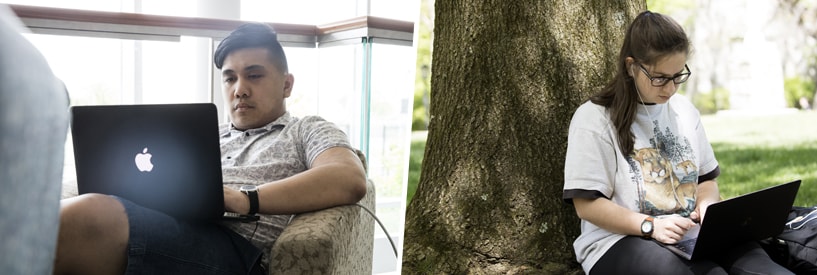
{"left": 402, "top": 1, "right": 645, "bottom": 274}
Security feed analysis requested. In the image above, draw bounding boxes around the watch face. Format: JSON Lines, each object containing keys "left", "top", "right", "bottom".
{"left": 240, "top": 185, "right": 257, "bottom": 192}
{"left": 641, "top": 220, "right": 653, "bottom": 233}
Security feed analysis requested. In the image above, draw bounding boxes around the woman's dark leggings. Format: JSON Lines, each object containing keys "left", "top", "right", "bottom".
{"left": 590, "top": 236, "right": 793, "bottom": 275}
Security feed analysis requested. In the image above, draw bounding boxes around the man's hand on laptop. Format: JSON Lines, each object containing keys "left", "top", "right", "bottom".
{"left": 653, "top": 216, "right": 697, "bottom": 244}
{"left": 224, "top": 187, "right": 250, "bottom": 215}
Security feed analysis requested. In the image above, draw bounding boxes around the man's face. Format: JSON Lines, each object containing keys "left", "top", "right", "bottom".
{"left": 221, "top": 47, "right": 293, "bottom": 130}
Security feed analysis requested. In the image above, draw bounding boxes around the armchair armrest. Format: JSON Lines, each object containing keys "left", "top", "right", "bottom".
{"left": 268, "top": 179, "right": 376, "bottom": 274}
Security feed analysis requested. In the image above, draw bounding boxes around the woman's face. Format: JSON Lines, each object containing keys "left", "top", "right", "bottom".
{"left": 632, "top": 52, "right": 689, "bottom": 104}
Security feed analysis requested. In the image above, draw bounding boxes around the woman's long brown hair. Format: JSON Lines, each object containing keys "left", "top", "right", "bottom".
{"left": 590, "top": 11, "right": 690, "bottom": 156}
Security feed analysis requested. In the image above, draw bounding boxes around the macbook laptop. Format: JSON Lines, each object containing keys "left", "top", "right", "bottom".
{"left": 660, "top": 179, "right": 801, "bottom": 260}
{"left": 70, "top": 103, "right": 257, "bottom": 222}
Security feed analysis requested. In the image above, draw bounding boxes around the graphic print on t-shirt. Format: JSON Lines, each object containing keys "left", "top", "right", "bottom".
{"left": 628, "top": 122, "right": 698, "bottom": 216}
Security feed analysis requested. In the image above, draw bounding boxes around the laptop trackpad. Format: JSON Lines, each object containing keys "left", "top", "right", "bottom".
{"left": 681, "top": 224, "right": 700, "bottom": 242}
{"left": 673, "top": 224, "right": 701, "bottom": 255}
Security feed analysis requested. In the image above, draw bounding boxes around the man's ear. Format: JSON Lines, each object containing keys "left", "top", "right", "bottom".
{"left": 283, "top": 73, "right": 294, "bottom": 98}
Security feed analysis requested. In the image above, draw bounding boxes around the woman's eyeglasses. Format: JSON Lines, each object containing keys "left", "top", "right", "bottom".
{"left": 638, "top": 64, "right": 691, "bottom": 87}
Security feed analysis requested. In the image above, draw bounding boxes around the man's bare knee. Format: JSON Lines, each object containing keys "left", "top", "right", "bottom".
{"left": 60, "top": 194, "right": 128, "bottom": 233}
{"left": 55, "top": 194, "right": 128, "bottom": 275}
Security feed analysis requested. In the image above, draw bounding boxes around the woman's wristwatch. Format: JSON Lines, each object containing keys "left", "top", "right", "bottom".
{"left": 641, "top": 216, "right": 655, "bottom": 239}
{"left": 239, "top": 185, "right": 259, "bottom": 215}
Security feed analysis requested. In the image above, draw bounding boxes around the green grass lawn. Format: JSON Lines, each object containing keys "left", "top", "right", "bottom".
{"left": 703, "top": 110, "right": 817, "bottom": 207}
{"left": 407, "top": 131, "right": 427, "bottom": 205}
{"left": 407, "top": 110, "right": 817, "bottom": 207}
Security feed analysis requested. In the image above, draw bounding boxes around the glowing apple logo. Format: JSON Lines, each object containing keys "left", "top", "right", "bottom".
{"left": 134, "top": 147, "right": 154, "bottom": 172}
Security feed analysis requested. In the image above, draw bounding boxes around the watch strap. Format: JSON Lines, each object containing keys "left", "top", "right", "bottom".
{"left": 242, "top": 189, "right": 259, "bottom": 215}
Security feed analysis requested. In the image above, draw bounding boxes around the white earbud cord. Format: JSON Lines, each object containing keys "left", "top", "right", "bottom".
{"left": 634, "top": 73, "right": 682, "bottom": 211}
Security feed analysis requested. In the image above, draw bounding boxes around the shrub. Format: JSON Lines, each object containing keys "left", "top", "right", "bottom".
{"left": 692, "top": 87, "right": 730, "bottom": 115}
{"left": 784, "top": 76, "right": 816, "bottom": 109}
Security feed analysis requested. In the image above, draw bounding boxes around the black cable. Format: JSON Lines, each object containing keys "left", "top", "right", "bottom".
{"left": 355, "top": 203, "right": 398, "bottom": 258}
{"left": 281, "top": 204, "right": 398, "bottom": 258}
{"left": 249, "top": 220, "right": 259, "bottom": 241}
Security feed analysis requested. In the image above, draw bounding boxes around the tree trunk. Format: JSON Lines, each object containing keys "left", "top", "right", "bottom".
{"left": 402, "top": 1, "right": 645, "bottom": 274}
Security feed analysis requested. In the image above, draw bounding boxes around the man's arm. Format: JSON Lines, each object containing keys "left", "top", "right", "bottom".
{"left": 224, "top": 147, "right": 367, "bottom": 215}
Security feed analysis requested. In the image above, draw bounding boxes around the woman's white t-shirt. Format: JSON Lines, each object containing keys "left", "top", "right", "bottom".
{"left": 563, "top": 94, "right": 719, "bottom": 272}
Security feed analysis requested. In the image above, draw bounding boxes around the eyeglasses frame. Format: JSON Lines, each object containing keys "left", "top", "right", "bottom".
{"left": 637, "top": 63, "right": 691, "bottom": 87}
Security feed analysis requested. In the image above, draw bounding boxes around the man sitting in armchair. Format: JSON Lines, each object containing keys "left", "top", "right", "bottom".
{"left": 54, "top": 22, "right": 367, "bottom": 275}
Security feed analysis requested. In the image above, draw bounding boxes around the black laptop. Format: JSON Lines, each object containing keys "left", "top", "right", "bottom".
{"left": 660, "top": 179, "right": 801, "bottom": 260}
{"left": 70, "top": 103, "right": 257, "bottom": 222}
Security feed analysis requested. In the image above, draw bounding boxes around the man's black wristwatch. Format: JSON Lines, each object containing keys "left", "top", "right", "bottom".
{"left": 641, "top": 216, "right": 655, "bottom": 239}
{"left": 239, "top": 185, "right": 259, "bottom": 215}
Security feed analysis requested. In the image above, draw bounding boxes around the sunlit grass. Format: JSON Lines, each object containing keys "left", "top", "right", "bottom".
{"left": 703, "top": 110, "right": 817, "bottom": 206}
{"left": 406, "top": 131, "right": 427, "bottom": 204}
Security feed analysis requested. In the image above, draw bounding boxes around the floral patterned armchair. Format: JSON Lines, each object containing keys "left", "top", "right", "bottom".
{"left": 268, "top": 148, "right": 375, "bottom": 274}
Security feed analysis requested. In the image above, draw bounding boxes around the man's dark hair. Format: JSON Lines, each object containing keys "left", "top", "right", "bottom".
{"left": 214, "top": 22, "right": 289, "bottom": 72}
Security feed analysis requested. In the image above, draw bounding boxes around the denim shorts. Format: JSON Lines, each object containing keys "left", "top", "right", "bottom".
{"left": 115, "top": 196, "right": 263, "bottom": 275}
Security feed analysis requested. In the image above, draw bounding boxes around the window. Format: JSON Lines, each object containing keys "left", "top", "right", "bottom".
{"left": 9, "top": 1, "right": 417, "bottom": 273}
